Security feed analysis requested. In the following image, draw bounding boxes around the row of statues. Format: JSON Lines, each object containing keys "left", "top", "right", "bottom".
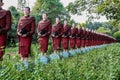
{"left": 0, "top": 1, "right": 116, "bottom": 61}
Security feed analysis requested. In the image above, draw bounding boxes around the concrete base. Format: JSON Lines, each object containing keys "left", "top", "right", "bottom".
{"left": 69, "top": 50, "right": 76, "bottom": 56}
{"left": 49, "top": 53, "right": 60, "bottom": 60}
{"left": 39, "top": 56, "right": 49, "bottom": 64}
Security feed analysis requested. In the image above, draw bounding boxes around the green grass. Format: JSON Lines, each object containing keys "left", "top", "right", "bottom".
{"left": 0, "top": 43, "right": 120, "bottom": 80}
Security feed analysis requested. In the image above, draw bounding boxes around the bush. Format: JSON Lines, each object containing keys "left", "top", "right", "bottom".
{"left": 0, "top": 43, "right": 120, "bottom": 80}
{"left": 113, "top": 31, "right": 120, "bottom": 42}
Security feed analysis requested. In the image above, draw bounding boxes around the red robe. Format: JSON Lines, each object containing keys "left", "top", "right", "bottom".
{"left": 80, "top": 29, "right": 86, "bottom": 47}
{"left": 0, "top": 9, "right": 11, "bottom": 58}
{"left": 94, "top": 33, "right": 98, "bottom": 46}
{"left": 88, "top": 31, "right": 92, "bottom": 46}
{"left": 69, "top": 27, "right": 77, "bottom": 49}
{"left": 17, "top": 16, "right": 35, "bottom": 58}
{"left": 52, "top": 23, "right": 63, "bottom": 51}
{"left": 85, "top": 30, "right": 90, "bottom": 47}
{"left": 37, "top": 20, "right": 51, "bottom": 53}
{"left": 76, "top": 28, "right": 82, "bottom": 48}
{"left": 92, "top": 32, "right": 95, "bottom": 46}
{"left": 61, "top": 25, "right": 70, "bottom": 50}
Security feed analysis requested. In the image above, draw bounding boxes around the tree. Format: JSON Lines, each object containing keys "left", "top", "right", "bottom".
{"left": 8, "top": 6, "right": 21, "bottom": 47}
{"left": 113, "top": 30, "right": 120, "bottom": 42}
{"left": 96, "top": 27, "right": 111, "bottom": 35}
{"left": 32, "top": 0, "right": 70, "bottom": 23}
{"left": 17, "top": 0, "right": 28, "bottom": 11}
{"left": 66, "top": 0, "right": 120, "bottom": 41}
{"left": 69, "top": 19, "right": 76, "bottom": 26}
{"left": 66, "top": 0, "right": 120, "bottom": 28}
{"left": 66, "top": 0, "right": 120, "bottom": 20}
{"left": 86, "top": 22, "right": 102, "bottom": 30}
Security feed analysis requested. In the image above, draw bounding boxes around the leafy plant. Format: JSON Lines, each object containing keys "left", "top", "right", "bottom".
{"left": 0, "top": 43, "right": 120, "bottom": 80}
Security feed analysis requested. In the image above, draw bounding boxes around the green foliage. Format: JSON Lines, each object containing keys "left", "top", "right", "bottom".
{"left": 86, "top": 21, "right": 118, "bottom": 37}
{"left": 113, "top": 31, "right": 120, "bottom": 42}
{"left": 7, "top": 6, "right": 21, "bottom": 47}
{"left": 0, "top": 43, "right": 120, "bottom": 79}
{"left": 68, "top": 19, "right": 76, "bottom": 26}
{"left": 17, "top": 0, "right": 27, "bottom": 11}
{"left": 67, "top": 0, "right": 120, "bottom": 28}
{"left": 9, "top": 6, "right": 20, "bottom": 36}
{"left": 32, "top": 0, "right": 70, "bottom": 23}
{"left": 67, "top": 0, "right": 120, "bottom": 20}
{"left": 31, "top": 13, "right": 42, "bottom": 25}
{"left": 66, "top": 0, "right": 102, "bottom": 19}
{"left": 96, "top": 27, "right": 111, "bottom": 34}
{"left": 86, "top": 22, "right": 102, "bottom": 30}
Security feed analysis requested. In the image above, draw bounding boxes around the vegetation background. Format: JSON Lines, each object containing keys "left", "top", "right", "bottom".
{"left": 7, "top": 0, "right": 120, "bottom": 47}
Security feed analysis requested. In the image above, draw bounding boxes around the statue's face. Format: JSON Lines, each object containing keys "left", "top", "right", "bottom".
{"left": 64, "top": 20, "right": 67, "bottom": 25}
{"left": 42, "top": 13, "right": 48, "bottom": 20}
{"left": 72, "top": 23, "right": 75, "bottom": 27}
{"left": 24, "top": 8, "right": 30, "bottom": 16}
{"left": 56, "top": 18, "right": 60, "bottom": 23}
